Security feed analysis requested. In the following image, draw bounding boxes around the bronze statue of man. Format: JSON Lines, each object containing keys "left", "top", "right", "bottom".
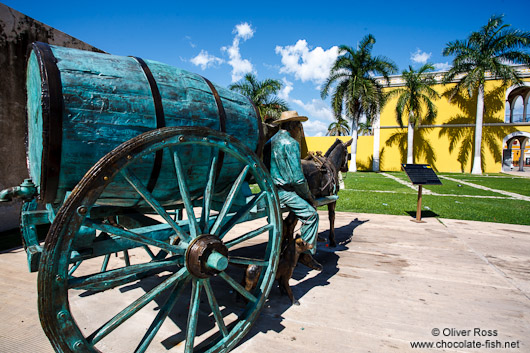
{"left": 264, "top": 111, "right": 322, "bottom": 271}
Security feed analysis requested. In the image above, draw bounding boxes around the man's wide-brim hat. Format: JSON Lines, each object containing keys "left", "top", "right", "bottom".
{"left": 272, "top": 111, "right": 308, "bottom": 125}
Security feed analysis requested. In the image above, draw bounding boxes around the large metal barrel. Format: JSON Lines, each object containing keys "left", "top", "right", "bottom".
{"left": 26, "top": 42, "right": 263, "bottom": 206}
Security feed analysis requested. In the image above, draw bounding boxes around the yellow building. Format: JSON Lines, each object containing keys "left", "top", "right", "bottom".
{"left": 306, "top": 66, "right": 530, "bottom": 173}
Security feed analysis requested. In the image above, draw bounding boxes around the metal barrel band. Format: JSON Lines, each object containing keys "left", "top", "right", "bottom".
{"left": 131, "top": 56, "right": 166, "bottom": 193}
{"left": 201, "top": 76, "right": 227, "bottom": 178}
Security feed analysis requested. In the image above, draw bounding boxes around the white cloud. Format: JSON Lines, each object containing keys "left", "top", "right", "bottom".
{"left": 302, "top": 119, "right": 329, "bottom": 137}
{"left": 292, "top": 98, "right": 335, "bottom": 122}
{"left": 275, "top": 40, "right": 339, "bottom": 84}
{"left": 278, "top": 77, "right": 293, "bottom": 101}
{"left": 410, "top": 49, "right": 431, "bottom": 64}
{"left": 234, "top": 22, "right": 254, "bottom": 40}
{"left": 222, "top": 22, "right": 255, "bottom": 82}
{"left": 433, "top": 62, "right": 451, "bottom": 71}
{"left": 266, "top": 92, "right": 339, "bottom": 136}
{"left": 190, "top": 50, "right": 224, "bottom": 70}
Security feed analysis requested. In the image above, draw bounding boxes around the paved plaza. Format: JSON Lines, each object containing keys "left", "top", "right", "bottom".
{"left": 1, "top": 211, "right": 529, "bottom": 352}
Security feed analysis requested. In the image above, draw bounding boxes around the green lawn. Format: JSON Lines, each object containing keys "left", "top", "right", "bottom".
{"left": 335, "top": 189, "right": 417, "bottom": 215}
{"left": 343, "top": 172, "right": 414, "bottom": 193}
{"left": 334, "top": 172, "right": 530, "bottom": 225}
{"left": 439, "top": 173, "right": 530, "bottom": 197}
{"left": 440, "top": 173, "right": 508, "bottom": 179}
{"left": 382, "top": 171, "right": 501, "bottom": 196}
{"left": 426, "top": 178, "right": 502, "bottom": 196}
{"left": 3, "top": 172, "right": 526, "bottom": 251}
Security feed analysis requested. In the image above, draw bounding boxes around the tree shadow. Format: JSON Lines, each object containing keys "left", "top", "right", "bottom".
{"left": 361, "top": 146, "right": 386, "bottom": 171}
{"left": 439, "top": 85, "right": 517, "bottom": 172}
{"left": 357, "top": 155, "right": 374, "bottom": 171}
{"left": 377, "top": 146, "right": 386, "bottom": 171}
{"left": 386, "top": 130, "right": 407, "bottom": 164}
{"left": 385, "top": 128, "right": 438, "bottom": 170}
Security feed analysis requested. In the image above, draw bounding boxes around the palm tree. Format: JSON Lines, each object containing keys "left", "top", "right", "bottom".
{"left": 389, "top": 64, "right": 440, "bottom": 164}
{"left": 438, "top": 85, "right": 516, "bottom": 172}
{"left": 326, "top": 117, "right": 351, "bottom": 136}
{"left": 321, "top": 34, "right": 397, "bottom": 172}
{"left": 357, "top": 121, "right": 373, "bottom": 136}
{"left": 443, "top": 15, "right": 530, "bottom": 174}
{"left": 229, "top": 73, "right": 289, "bottom": 121}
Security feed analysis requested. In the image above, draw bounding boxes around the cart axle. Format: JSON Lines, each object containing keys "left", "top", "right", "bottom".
{"left": 186, "top": 234, "right": 229, "bottom": 278}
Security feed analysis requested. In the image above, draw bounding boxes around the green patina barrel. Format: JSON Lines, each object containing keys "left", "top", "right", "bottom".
{"left": 26, "top": 42, "right": 263, "bottom": 206}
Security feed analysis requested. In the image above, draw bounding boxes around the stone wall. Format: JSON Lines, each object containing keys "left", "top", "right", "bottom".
{"left": 0, "top": 4, "right": 102, "bottom": 231}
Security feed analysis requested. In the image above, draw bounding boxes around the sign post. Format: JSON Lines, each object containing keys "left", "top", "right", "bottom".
{"left": 416, "top": 185, "right": 423, "bottom": 222}
{"left": 401, "top": 164, "right": 442, "bottom": 223}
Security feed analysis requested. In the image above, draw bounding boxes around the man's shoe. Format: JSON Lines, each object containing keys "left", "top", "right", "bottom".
{"left": 298, "top": 253, "right": 323, "bottom": 271}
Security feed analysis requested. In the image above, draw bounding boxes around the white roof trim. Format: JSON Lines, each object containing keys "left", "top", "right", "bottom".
{"left": 376, "top": 65, "right": 530, "bottom": 87}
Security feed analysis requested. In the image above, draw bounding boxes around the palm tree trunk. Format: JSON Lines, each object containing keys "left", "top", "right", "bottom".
{"left": 348, "top": 119, "right": 358, "bottom": 172}
{"left": 471, "top": 84, "right": 484, "bottom": 174}
{"left": 407, "top": 121, "right": 414, "bottom": 164}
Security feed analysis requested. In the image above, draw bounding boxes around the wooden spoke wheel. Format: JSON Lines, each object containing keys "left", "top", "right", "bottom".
{"left": 38, "top": 127, "right": 281, "bottom": 353}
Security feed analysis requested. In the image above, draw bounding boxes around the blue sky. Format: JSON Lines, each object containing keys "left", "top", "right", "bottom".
{"left": 4, "top": 0, "right": 529, "bottom": 135}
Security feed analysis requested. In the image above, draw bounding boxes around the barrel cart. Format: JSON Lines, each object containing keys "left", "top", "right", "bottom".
{"left": 2, "top": 43, "right": 284, "bottom": 352}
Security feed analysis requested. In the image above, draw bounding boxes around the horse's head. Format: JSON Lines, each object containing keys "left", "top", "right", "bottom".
{"left": 324, "top": 138, "right": 353, "bottom": 173}
{"left": 339, "top": 139, "right": 353, "bottom": 173}
{"left": 305, "top": 138, "right": 353, "bottom": 197}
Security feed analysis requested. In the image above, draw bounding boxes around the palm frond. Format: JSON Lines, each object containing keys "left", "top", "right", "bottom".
{"left": 229, "top": 73, "right": 289, "bottom": 121}
{"left": 321, "top": 34, "right": 396, "bottom": 134}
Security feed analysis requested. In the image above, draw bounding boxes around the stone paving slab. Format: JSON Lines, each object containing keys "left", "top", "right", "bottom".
{"left": 0, "top": 212, "right": 529, "bottom": 352}
{"left": 502, "top": 171, "right": 530, "bottom": 178}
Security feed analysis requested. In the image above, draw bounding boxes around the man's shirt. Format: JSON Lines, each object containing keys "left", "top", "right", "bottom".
{"left": 265, "top": 129, "right": 313, "bottom": 202}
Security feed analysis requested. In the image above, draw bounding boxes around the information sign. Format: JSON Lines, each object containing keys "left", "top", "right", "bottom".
{"left": 402, "top": 164, "right": 442, "bottom": 185}
{"left": 401, "top": 164, "right": 441, "bottom": 222}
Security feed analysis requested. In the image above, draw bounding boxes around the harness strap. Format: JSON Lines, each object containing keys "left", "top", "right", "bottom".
{"left": 307, "top": 151, "right": 338, "bottom": 194}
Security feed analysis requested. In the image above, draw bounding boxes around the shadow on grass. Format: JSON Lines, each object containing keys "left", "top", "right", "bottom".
{"left": 405, "top": 210, "right": 440, "bottom": 218}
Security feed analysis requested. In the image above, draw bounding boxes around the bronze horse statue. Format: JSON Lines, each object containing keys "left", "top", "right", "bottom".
{"left": 302, "top": 138, "right": 352, "bottom": 247}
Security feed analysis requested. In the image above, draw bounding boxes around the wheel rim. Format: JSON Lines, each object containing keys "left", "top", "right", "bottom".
{"left": 38, "top": 127, "right": 281, "bottom": 353}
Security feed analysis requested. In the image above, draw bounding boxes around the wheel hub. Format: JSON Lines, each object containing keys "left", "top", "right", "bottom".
{"left": 185, "top": 234, "right": 229, "bottom": 278}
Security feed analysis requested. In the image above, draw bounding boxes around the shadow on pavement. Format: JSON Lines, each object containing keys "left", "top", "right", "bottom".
{"left": 235, "top": 217, "right": 369, "bottom": 347}
{"left": 69, "top": 217, "right": 369, "bottom": 352}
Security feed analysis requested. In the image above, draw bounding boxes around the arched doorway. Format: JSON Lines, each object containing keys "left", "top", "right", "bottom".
{"left": 502, "top": 132, "right": 530, "bottom": 172}
{"left": 505, "top": 84, "right": 530, "bottom": 123}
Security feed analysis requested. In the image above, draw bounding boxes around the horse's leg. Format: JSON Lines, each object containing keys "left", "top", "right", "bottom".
{"left": 328, "top": 201, "right": 336, "bottom": 247}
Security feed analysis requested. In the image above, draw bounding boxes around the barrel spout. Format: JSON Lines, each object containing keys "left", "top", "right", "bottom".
{"left": 0, "top": 179, "right": 37, "bottom": 202}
